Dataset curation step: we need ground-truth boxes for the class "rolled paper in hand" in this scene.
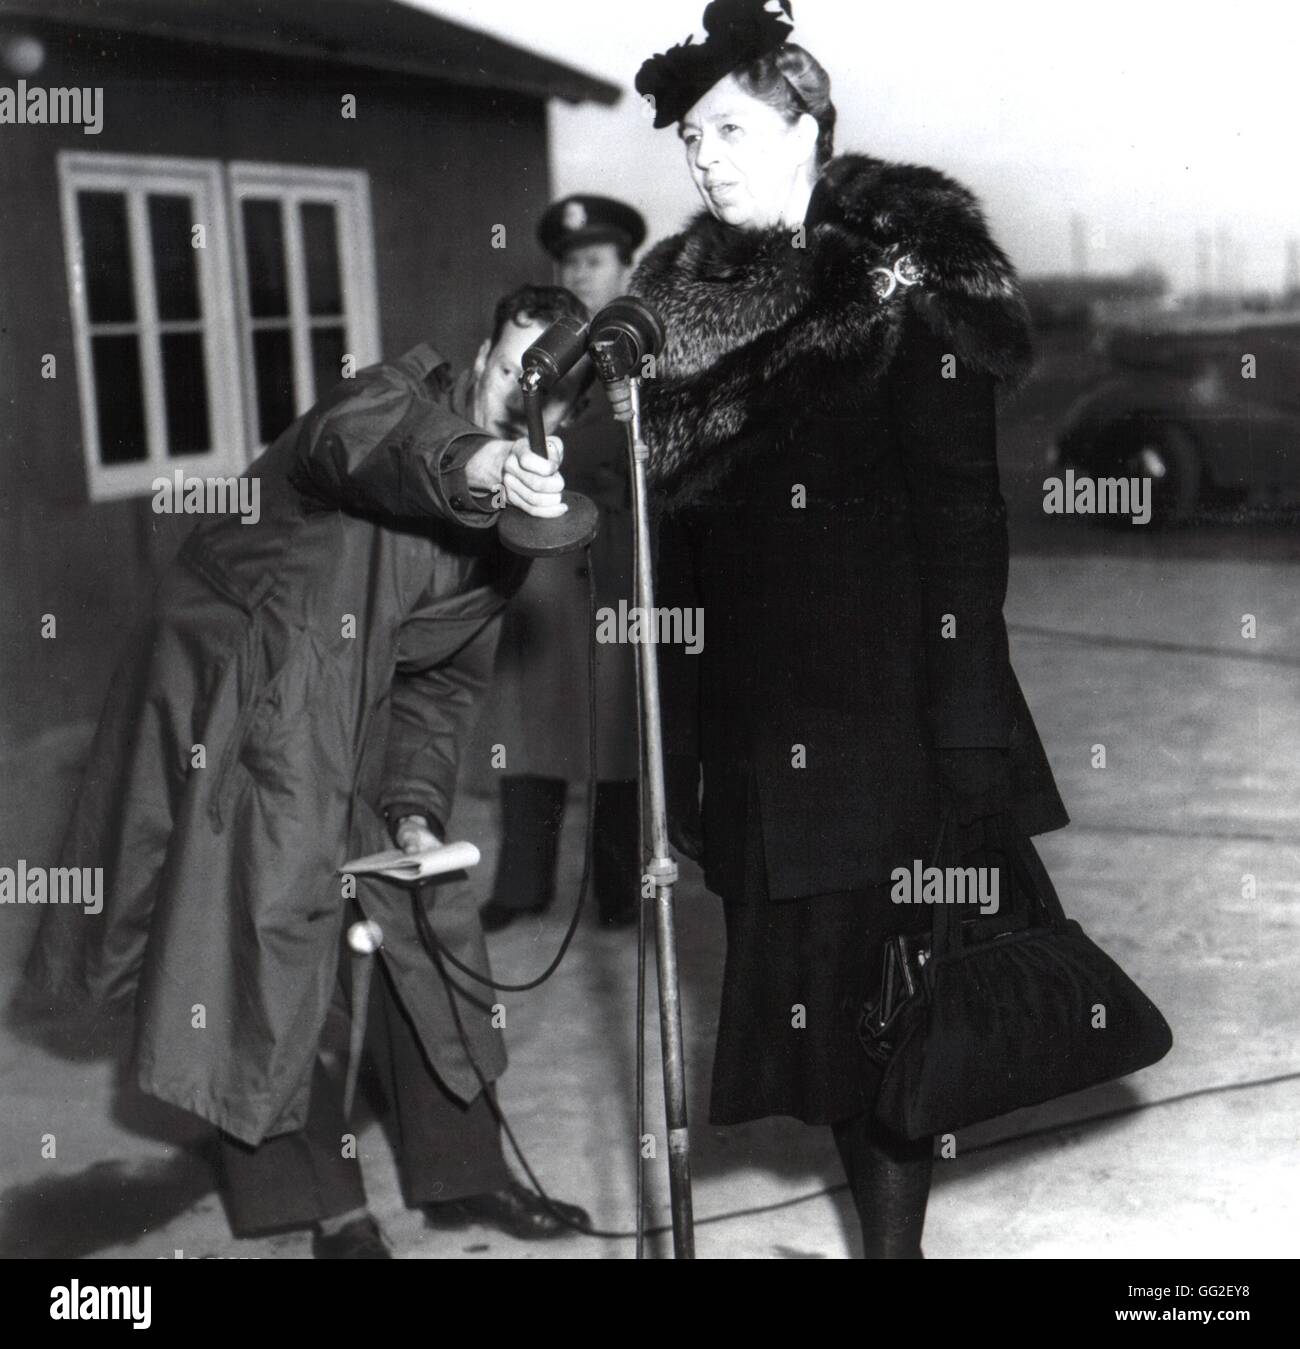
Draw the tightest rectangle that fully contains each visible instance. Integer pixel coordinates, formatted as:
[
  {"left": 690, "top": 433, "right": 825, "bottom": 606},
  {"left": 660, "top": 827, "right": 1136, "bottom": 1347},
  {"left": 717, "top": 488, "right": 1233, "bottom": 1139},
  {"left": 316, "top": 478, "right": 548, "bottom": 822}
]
[{"left": 338, "top": 840, "right": 482, "bottom": 882}]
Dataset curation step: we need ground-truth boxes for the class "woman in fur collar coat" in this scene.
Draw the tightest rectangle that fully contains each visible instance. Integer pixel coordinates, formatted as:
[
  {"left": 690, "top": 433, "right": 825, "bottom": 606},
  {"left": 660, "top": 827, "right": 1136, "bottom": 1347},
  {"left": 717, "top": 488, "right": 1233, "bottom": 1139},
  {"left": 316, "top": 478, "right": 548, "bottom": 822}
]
[{"left": 632, "top": 1, "right": 1069, "bottom": 1258}]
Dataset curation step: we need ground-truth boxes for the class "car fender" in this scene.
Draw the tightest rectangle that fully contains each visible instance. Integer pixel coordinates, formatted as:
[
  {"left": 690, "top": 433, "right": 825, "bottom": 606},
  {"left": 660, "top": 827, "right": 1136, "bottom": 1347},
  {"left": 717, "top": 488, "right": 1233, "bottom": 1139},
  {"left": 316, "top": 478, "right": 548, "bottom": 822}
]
[{"left": 1058, "top": 374, "right": 1202, "bottom": 448}]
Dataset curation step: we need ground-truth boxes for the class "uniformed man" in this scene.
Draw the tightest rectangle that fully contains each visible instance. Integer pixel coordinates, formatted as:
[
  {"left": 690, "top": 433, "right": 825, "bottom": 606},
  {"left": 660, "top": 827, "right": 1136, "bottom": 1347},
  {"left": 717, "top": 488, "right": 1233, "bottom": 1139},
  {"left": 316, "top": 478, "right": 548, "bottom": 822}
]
[
  {"left": 474, "top": 196, "right": 649, "bottom": 932},
  {"left": 539, "top": 193, "right": 647, "bottom": 314}
]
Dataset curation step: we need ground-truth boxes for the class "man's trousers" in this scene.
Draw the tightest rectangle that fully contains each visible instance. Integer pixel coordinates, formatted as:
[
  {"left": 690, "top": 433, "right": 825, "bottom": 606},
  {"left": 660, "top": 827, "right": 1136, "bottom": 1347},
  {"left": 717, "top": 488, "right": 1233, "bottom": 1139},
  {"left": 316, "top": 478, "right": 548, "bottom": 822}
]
[
  {"left": 490, "top": 775, "right": 639, "bottom": 919},
  {"left": 218, "top": 926, "right": 511, "bottom": 1235}
]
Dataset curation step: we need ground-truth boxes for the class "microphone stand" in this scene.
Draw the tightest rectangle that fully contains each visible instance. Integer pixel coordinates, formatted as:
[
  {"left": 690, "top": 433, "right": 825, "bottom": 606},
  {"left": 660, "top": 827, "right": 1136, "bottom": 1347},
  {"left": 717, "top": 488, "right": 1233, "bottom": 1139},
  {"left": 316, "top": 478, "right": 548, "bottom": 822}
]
[{"left": 624, "top": 376, "right": 695, "bottom": 1259}]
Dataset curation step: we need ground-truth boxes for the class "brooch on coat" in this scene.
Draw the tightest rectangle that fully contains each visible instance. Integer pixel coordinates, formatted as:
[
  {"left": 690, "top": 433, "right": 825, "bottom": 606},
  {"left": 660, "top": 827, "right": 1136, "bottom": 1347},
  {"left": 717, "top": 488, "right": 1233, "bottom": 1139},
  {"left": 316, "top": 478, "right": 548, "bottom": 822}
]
[{"left": 869, "top": 251, "right": 925, "bottom": 300}]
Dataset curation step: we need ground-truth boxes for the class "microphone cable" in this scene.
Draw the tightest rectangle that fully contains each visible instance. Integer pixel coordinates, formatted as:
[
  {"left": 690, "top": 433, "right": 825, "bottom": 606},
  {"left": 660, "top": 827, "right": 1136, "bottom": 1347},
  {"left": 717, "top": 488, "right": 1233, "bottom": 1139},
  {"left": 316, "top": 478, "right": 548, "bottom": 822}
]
[
  {"left": 405, "top": 454, "right": 663, "bottom": 1252},
  {"left": 409, "top": 551, "right": 631, "bottom": 1239},
  {"left": 416, "top": 559, "right": 599, "bottom": 993}
]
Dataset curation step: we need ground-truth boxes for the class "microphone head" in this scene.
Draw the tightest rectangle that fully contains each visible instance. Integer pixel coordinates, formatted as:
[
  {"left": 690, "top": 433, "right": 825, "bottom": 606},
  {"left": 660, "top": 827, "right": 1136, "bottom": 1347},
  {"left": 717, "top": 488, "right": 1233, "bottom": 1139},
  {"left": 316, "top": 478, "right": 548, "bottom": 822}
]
[
  {"left": 521, "top": 313, "right": 591, "bottom": 389},
  {"left": 590, "top": 296, "right": 666, "bottom": 355},
  {"left": 587, "top": 296, "right": 666, "bottom": 382}
]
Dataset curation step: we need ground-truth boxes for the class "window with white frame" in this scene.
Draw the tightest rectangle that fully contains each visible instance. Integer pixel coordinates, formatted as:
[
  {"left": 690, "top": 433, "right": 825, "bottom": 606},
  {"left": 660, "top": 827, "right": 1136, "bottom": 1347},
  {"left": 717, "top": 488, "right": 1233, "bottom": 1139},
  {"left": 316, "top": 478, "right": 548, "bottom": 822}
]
[
  {"left": 228, "top": 162, "right": 380, "bottom": 451},
  {"left": 59, "top": 155, "right": 243, "bottom": 501},
  {"left": 59, "top": 153, "right": 379, "bottom": 502}
]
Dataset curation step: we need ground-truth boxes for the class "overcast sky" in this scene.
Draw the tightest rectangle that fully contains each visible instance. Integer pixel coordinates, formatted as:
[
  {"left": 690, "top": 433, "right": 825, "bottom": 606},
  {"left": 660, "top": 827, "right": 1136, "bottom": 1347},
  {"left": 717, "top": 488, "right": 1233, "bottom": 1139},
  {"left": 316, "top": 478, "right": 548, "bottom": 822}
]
[{"left": 413, "top": 0, "right": 1297, "bottom": 295}]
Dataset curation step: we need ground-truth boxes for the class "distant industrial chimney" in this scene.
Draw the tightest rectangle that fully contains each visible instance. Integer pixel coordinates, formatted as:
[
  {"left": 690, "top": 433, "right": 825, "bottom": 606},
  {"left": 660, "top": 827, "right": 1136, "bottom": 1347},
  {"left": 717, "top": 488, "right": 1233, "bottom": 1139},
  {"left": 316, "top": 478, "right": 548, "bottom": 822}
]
[
  {"left": 1195, "top": 230, "right": 1212, "bottom": 297},
  {"left": 1070, "top": 213, "right": 1089, "bottom": 275},
  {"left": 1215, "top": 225, "right": 1237, "bottom": 296}
]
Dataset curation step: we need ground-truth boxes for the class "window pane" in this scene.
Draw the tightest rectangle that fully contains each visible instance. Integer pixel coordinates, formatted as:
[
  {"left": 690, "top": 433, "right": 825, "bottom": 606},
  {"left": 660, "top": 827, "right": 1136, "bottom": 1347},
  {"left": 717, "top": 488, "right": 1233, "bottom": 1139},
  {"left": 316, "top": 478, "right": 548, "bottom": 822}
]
[
  {"left": 148, "top": 194, "right": 200, "bottom": 322},
  {"left": 252, "top": 327, "right": 295, "bottom": 443},
  {"left": 310, "top": 327, "right": 347, "bottom": 401},
  {"left": 160, "top": 332, "right": 211, "bottom": 456},
  {"left": 90, "top": 334, "right": 147, "bottom": 464},
  {"left": 78, "top": 191, "right": 135, "bottom": 323},
  {"left": 300, "top": 202, "right": 343, "bottom": 317},
  {"left": 242, "top": 199, "right": 287, "bottom": 318}
]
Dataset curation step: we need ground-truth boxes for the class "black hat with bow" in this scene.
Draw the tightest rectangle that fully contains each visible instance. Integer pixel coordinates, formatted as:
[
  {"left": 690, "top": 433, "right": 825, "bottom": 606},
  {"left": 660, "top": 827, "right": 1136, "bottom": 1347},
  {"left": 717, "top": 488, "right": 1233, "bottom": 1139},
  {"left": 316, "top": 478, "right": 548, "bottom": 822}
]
[{"left": 635, "top": 0, "right": 795, "bottom": 129}]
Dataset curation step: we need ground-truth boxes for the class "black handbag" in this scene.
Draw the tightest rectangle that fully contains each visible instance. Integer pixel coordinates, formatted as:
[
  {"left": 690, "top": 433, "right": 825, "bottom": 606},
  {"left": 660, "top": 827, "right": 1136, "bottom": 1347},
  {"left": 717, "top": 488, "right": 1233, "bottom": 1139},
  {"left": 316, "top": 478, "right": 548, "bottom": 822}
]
[{"left": 858, "top": 811, "right": 1173, "bottom": 1140}]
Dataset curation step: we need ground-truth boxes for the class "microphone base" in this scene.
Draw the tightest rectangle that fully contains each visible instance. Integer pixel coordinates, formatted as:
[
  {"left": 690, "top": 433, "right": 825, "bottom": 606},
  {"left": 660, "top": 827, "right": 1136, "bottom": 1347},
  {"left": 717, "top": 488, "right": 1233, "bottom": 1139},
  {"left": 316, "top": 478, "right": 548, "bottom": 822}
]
[{"left": 497, "top": 492, "right": 599, "bottom": 557}]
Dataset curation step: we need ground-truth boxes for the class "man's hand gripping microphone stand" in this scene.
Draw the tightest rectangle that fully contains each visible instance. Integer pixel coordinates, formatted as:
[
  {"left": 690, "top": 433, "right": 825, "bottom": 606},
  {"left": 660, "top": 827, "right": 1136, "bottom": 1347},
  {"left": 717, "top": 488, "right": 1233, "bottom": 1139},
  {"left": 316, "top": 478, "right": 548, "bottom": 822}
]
[
  {"left": 497, "top": 313, "right": 600, "bottom": 557},
  {"left": 589, "top": 298, "right": 696, "bottom": 1260}
]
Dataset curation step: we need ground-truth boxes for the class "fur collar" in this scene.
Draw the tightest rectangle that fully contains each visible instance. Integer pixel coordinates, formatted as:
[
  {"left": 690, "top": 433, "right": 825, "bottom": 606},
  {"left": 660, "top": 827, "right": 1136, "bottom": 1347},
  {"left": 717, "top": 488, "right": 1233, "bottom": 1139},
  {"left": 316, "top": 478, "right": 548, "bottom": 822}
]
[{"left": 630, "top": 152, "right": 1033, "bottom": 505}]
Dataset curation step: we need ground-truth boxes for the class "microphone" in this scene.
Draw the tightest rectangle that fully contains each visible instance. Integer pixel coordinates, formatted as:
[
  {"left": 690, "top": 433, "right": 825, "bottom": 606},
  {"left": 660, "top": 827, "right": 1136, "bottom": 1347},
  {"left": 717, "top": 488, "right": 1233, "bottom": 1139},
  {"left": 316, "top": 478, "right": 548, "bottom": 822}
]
[
  {"left": 587, "top": 298, "right": 666, "bottom": 416},
  {"left": 521, "top": 313, "right": 590, "bottom": 389},
  {"left": 497, "top": 315, "right": 600, "bottom": 558}
]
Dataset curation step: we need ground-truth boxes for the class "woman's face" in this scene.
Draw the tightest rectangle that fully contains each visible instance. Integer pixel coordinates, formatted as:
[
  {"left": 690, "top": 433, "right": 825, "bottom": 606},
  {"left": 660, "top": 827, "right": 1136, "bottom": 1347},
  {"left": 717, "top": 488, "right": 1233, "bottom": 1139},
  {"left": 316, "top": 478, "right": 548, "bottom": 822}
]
[{"left": 678, "top": 73, "right": 818, "bottom": 230}]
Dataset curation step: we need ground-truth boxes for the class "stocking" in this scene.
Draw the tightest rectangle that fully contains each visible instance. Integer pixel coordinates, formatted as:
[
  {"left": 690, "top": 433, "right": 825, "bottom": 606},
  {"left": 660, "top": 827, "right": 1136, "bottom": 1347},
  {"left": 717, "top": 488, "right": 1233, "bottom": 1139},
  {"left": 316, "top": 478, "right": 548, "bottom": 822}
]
[{"left": 831, "top": 1111, "right": 934, "bottom": 1259}]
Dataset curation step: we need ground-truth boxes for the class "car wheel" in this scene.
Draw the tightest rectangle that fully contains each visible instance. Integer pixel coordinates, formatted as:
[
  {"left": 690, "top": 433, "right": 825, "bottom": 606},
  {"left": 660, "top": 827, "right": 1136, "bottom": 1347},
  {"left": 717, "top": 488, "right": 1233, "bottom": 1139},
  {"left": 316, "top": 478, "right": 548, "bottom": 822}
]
[{"left": 1125, "top": 421, "right": 1201, "bottom": 524}]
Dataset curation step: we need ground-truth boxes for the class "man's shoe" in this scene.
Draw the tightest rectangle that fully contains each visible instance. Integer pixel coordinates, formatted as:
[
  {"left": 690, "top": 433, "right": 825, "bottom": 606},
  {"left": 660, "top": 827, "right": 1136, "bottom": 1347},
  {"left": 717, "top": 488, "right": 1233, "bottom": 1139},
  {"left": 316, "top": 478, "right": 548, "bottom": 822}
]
[
  {"left": 424, "top": 1180, "right": 591, "bottom": 1240},
  {"left": 480, "top": 900, "right": 547, "bottom": 933},
  {"left": 312, "top": 1213, "right": 392, "bottom": 1259}
]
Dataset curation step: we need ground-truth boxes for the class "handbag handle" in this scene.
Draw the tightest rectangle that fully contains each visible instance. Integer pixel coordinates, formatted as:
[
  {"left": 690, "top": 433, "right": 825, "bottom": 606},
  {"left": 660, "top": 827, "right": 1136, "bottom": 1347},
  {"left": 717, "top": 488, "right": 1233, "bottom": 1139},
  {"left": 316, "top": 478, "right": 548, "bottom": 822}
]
[{"left": 929, "top": 810, "right": 1069, "bottom": 957}]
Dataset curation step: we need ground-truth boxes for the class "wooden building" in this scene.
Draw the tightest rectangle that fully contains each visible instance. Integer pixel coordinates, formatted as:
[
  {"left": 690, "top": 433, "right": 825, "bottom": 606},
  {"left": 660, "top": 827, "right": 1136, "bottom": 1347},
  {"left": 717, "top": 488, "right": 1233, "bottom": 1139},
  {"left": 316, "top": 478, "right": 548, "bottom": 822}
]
[{"left": 0, "top": 0, "right": 618, "bottom": 746}]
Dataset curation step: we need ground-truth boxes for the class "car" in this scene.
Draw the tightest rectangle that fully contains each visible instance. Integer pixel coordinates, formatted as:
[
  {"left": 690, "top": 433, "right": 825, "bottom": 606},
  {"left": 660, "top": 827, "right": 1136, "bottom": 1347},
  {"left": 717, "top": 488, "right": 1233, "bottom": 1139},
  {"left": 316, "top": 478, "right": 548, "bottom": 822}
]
[{"left": 1050, "top": 309, "right": 1300, "bottom": 523}]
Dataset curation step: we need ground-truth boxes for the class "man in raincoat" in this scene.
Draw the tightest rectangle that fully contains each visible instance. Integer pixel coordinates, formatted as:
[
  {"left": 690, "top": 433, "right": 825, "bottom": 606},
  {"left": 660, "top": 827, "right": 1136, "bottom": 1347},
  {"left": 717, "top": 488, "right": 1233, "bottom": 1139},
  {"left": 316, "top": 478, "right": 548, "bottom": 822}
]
[{"left": 22, "top": 284, "right": 592, "bottom": 1257}]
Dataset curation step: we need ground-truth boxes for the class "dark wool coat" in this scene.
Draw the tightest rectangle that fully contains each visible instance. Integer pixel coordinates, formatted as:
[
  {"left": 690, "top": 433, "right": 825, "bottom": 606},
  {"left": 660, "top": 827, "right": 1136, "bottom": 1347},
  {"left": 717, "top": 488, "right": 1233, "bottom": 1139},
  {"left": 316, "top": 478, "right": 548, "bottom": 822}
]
[
  {"left": 632, "top": 154, "right": 1070, "bottom": 903},
  {"left": 22, "top": 346, "right": 525, "bottom": 1145},
  {"left": 463, "top": 379, "right": 639, "bottom": 788}
]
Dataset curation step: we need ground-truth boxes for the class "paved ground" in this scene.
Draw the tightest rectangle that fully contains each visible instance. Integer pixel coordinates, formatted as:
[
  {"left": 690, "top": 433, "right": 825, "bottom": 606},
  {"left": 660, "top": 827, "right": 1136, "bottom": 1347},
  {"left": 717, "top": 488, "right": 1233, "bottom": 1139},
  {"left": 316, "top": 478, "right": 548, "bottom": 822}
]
[{"left": 2, "top": 533, "right": 1297, "bottom": 1259}]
